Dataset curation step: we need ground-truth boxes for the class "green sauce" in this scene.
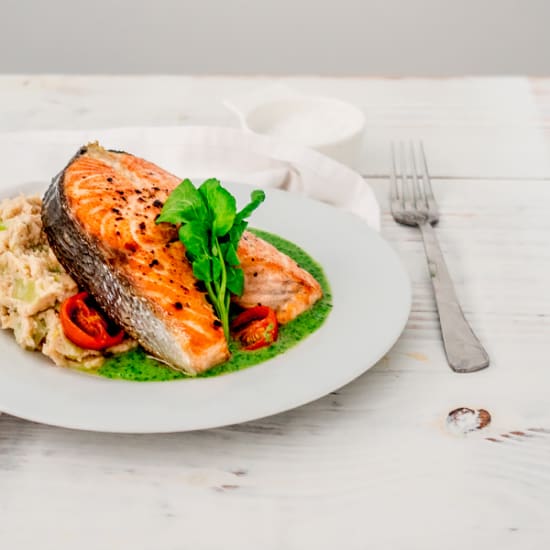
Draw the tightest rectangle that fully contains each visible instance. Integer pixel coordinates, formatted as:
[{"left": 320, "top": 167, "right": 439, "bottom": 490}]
[{"left": 98, "top": 229, "right": 332, "bottom": 382}]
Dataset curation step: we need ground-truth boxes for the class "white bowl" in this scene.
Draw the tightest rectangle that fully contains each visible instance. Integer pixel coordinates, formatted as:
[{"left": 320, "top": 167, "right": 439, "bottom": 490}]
[
  {"left": 224, "top": 84, "right": 365, "bottom": 168},
  {"left": 227, "top": 92, "right": 366, "bottom": 169}
]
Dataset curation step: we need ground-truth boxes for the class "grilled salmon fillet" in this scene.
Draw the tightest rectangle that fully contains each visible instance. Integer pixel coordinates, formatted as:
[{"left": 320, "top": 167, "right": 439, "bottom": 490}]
[
  {"left": 42, "top": 143, "right": 322, "bottom": 372},
  {"left": 236, "top": 232, "right": 322, "bottom": 324},
  {"left": 42, "top": 143, "right": 229, "bottom": 374}
]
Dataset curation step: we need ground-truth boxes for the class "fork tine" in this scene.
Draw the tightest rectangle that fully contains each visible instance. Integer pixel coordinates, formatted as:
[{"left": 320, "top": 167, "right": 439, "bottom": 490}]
[
  {"left": 408, "top": 141, "right": 422, "bottom": 206},
  {"left": 390, "top": 142, "right": 399, "bottom": 203},
  {"left": 419, "top": 141, "right": 435, "bottom": 200},
  {"left": 399, "top": 142, "right": 411, "bottom": 207}
]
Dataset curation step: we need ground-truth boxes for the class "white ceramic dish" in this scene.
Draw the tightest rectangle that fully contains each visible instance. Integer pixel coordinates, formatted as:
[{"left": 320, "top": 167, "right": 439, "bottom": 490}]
[
  {"left": 244, "top": 97, "right": 366, "bottom": 168},
  {"left": 224, "top": 86, "right": 366, "bottom": 169},
  {"left": 0, "top": 181, "right": 410, "bottom": 433}
]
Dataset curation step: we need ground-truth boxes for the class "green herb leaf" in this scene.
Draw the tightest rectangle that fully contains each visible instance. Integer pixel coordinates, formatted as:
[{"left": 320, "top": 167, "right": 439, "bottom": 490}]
[
  {"left": 178, "top": 221, "right": 209, "bottom": 258},
  {"left": 159, "top": 178, "right": 264, "bottom": 342},
  {"left": 156, "top": 179, "right": 207, "bottom": 225},
  {"left": 228, "top": 220, "right": 248, "bottom": 245},
  {"left": 226, "top": 266, "right": 245, "bottom": 296},
  {"left": 211, "top": 256, "right": 222, "bottom": 281},
  {"left": 220, "top": 242, "right": 240, "bottom": 267},
  {"left": 236, "top": 189, "right": 265, "bottom": 224},
  {"left": 199, "top": 179, "right": 237, "bottom": 237},
  {"left": 192, "top": 257, "right": 212, "bottom": 283}
]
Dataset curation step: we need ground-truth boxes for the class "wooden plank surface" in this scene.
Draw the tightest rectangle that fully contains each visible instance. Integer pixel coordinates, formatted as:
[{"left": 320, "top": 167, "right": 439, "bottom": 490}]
[{"left": 1, "top": 76, "right": 550, "bottom": 549}]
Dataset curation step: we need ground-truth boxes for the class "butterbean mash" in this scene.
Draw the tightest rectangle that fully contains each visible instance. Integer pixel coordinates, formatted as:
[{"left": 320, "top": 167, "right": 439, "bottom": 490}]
[{"left": 0, "top": 195, "right": 134, "bottom": 368}]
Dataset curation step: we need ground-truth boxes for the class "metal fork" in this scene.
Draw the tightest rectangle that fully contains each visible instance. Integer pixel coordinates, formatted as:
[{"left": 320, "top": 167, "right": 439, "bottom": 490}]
[{"left": 390, "top": 142, "right": 489, "bottom": 373}]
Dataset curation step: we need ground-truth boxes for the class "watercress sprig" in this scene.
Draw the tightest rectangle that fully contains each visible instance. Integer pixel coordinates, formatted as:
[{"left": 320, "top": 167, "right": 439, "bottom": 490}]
[{"left": 156, "top": 179, "right": 265, "bottom": 341}]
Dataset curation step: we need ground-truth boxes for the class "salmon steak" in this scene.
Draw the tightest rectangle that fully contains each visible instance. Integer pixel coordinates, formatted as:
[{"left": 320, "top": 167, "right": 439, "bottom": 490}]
[
  {"left": 42, "top": 143, "right": 322, "bottom": 373},
  {"left": 237, "top": 232, "right": 322, "bottom": 324}
]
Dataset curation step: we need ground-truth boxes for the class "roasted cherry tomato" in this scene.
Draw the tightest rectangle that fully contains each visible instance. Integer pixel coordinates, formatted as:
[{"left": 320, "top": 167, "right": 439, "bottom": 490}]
[
  {"left": 231, "top": 306, "right": 279, "bottom": 350},
  {"left": 60, "top": 292, "right": 125, "bottom": 351}
]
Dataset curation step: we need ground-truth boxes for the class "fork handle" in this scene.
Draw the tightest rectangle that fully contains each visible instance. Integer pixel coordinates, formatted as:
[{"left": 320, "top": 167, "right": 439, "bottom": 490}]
[{"left": 419, "top": 222, "right": 489, "bottom": 373}]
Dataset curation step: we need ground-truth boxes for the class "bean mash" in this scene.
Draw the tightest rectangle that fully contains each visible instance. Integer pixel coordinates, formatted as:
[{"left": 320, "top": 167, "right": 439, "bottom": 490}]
[{"left": 0, "top": 195, "right": 134, "bottom": 368}]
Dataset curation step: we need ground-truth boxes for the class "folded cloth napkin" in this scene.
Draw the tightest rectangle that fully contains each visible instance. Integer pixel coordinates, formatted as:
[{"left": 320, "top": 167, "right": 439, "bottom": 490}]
[{"left": 0, "top": 126, "right": 380, "bottom": 229}]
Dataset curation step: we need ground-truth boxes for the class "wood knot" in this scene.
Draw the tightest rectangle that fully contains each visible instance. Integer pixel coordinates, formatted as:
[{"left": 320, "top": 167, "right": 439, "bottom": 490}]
[{"left": 446, "top": 407, "right": 491, "bottom": 435}]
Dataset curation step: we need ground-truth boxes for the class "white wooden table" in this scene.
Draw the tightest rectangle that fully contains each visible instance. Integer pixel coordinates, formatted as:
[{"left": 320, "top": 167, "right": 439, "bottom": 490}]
[{"left": 1, "top": 76, "right": 549, "bottom": 550}]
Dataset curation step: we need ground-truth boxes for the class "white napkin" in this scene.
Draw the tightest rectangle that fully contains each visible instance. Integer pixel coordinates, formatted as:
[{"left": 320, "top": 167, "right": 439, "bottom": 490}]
[{"left": 0, "top": 126, "right": 380, "bottom": 229}]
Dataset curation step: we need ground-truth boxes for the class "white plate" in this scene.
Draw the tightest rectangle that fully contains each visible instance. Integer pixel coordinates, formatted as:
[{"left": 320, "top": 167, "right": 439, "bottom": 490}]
[{"left": 0, "top": 180, "right": 410, "bottom": 433}]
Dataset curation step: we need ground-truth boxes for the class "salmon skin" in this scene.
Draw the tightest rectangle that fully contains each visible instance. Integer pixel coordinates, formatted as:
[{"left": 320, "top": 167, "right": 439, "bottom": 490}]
[{"left": 42, "top": 143, "right": 322, "bottom": 373}]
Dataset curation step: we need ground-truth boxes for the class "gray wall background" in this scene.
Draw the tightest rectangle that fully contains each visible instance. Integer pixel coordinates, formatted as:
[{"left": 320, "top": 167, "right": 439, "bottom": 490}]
[{"left": 1, "top": 0, "right": 549, "bottom": 75}]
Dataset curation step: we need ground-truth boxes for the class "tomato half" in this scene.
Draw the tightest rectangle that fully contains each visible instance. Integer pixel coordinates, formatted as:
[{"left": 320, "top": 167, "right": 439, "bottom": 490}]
[
  {"left": 60, "top": 292, "right": 125, "bottom": 351},
  {"left": 231, "top": 306, "right": 279, "bottom": 351}
]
